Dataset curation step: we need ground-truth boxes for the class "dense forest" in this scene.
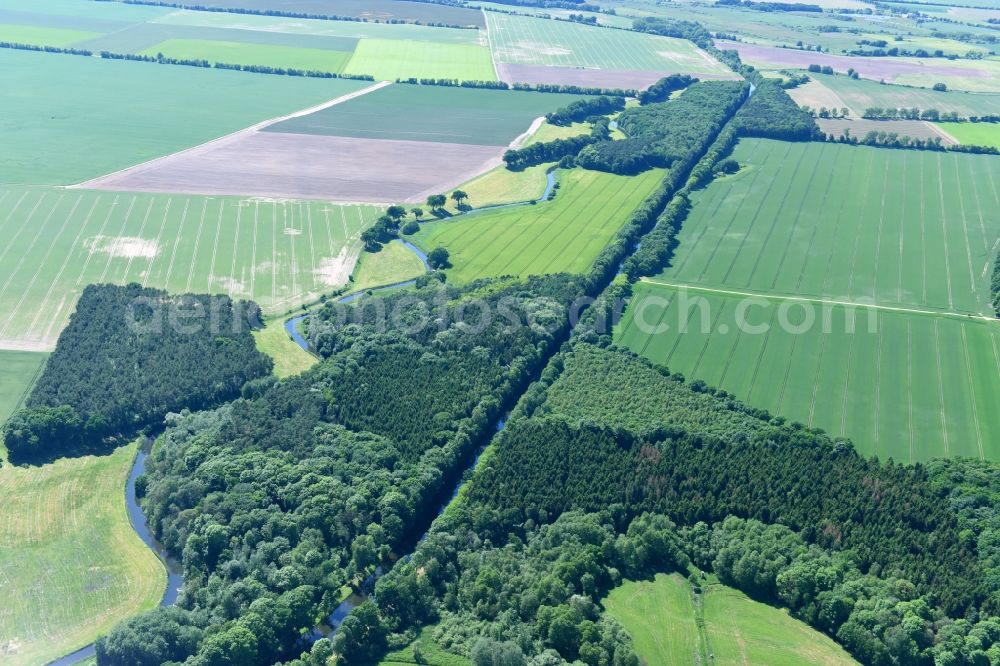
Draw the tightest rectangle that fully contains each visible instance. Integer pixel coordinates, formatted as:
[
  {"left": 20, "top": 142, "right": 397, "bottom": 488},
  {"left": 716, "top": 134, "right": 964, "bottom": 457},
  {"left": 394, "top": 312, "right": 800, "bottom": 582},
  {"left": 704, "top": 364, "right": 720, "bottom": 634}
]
[
  {"left": 341, "top": 342, "right": 1000, "bottom": 665},
  {"left": 734, "top": 79, "right": 822, "bottom": 141},
  {"left": 4, "top": 284, "right": 270, "bottom": 459},
  {"left": 95, "top": 276, "right": 585, "bottom": 666},
  {"left": 577, "top": 80, "right": 748, "bottom": 173}
]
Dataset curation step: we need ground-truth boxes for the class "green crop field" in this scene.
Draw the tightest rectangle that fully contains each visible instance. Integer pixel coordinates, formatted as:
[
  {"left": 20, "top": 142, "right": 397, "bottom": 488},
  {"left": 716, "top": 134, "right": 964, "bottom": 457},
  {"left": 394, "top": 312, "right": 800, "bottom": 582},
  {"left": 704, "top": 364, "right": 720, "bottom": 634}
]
[
  {"left": 411, "top": 167, "right": 663, "bottom": 283},
  {"left": 0, "top": 186, "right": 381, "bottom": 350},
  {"left": 153, "top": 8, "right": 485, "bottom": 44},
  {"left": 0, "top": 351, "right": 47, "bottom": 432},
  {"left": 617, "top": 281, "right": 1000, "bottom": 462},
  {"left": 0, "top": 22, "right": 98, "bottom": 46},
  {"left": 616, "top": 139, "right": 1000, "bottom": 461},
  {"left": 139, "top": 38, "right": 352, "bottom": 73},
  {"left": 77, "top": 22, "right": 360, "bottom": 54},
  {"left": 484, "top": 11, "right": 732, "bottom": 76},
  {"left": 266, "top": 84, "right": 581, "bottom": 145},
  {"left": 0, "top": 441, "right": 164, "bottom": 666},
  {"left": 605, "top": 574, "right": 858, "bottom": 666},
  {"left": 792, "top": 73, "right": 1000, "bottom": 119},
  {"left": 445, "top": 163, "right": 553, "bottom": 211},
  {"left": 659, "top": 140, "right": 1000, "bottom": 316},
  {"left": 175, "top": 0, "right": 486, "bottom": 27},
  {"left": 0, "top": 49, "right": 370, "bottom": 185},
  {"left": 343, "top": 38, "right": 496, "bottom": 82},
  {"left": 936, "top": 122, "right": 1000, "bottom": 149}
]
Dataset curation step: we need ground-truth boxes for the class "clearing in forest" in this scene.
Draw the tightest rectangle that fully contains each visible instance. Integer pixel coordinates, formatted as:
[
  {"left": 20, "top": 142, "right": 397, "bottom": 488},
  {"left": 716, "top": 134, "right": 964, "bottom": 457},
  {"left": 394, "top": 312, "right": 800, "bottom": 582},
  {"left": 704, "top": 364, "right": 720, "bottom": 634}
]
[{"left": 604, "top": 573, "right": 858, "bottom": 666}]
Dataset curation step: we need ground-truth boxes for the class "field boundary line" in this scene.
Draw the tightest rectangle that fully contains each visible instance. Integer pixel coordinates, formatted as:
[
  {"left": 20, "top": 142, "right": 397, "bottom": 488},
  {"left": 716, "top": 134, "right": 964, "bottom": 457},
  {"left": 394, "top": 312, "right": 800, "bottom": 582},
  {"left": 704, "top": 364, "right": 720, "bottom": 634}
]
[
  {"left": 68, "top": 80, "right": 392, "bottom": 189},
  {"left": 638, "top": 279, "right": 1000, "bottom": 323},
  {"left": 483, "top": 9, "right": 502, "bottom": 82}
]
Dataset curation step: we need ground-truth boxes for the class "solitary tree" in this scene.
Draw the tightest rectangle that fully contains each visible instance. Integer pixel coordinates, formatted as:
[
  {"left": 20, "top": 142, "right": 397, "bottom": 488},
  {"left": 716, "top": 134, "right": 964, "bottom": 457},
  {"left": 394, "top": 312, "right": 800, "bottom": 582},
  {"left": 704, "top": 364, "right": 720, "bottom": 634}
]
[
  {"left": 427, "top": 247, "right": 450, "bottom": 269},
  {"left": 386, "top": 205, "right": 406, "bottom": 222},
  {"left": 426, "top": 194, "right": 447, "bottom": 212},
  {"left": 360, "top": 228, "right": 381, "bottom": 252},
  {"left": 410, "top": 207, "right": 424, "bottom": 220},
  {"left": 451, "top": 190, "right": 469, "bottom": 207}
]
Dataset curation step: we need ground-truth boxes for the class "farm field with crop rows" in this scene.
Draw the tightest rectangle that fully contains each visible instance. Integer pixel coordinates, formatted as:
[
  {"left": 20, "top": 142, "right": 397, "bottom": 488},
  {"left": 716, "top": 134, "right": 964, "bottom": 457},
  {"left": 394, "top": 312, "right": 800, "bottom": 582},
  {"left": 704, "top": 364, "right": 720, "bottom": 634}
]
[
  {"left": 617, "top": 281, "right": 1000, "bottom": 462},
  {"left": 657, "top": 140, "right": 1000, "bottom": 316},
  {"left": 411, "top": 168, "right": 663, "bottom": 283},
  {"left": 485, "top": 11, "right": 733, "bottom": 76},
  {"left": 0, "top": 186, "right": 381, "bottom": 350}
]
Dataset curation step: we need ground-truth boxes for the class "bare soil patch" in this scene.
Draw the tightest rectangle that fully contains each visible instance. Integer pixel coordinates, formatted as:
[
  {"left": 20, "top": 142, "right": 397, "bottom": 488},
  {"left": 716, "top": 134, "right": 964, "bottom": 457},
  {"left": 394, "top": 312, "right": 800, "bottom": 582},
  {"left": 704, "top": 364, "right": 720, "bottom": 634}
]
[
  {"left": 78, "top": 132, "right": 504, "bottom": 204},
  {"left": 717, "top": 41, "right": 989, "bottom": 83}
]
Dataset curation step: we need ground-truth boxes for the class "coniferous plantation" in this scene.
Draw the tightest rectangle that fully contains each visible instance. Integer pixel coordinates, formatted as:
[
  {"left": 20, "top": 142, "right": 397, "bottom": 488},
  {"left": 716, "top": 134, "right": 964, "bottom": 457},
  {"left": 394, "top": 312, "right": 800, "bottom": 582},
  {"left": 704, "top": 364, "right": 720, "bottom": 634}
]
[{"left": 4, "top": 284, "right": 271, "bottom": 460}]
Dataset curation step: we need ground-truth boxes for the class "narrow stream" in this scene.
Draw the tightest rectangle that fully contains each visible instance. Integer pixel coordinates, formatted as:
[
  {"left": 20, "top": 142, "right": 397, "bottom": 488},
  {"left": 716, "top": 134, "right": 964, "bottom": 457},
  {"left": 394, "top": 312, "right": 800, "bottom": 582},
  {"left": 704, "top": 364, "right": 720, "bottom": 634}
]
[
  {"left": 64, "top": 114, "right": 742, "bottom": 660},
  {"left": 48, "top": 440, "right": 184, "bottom": 666}
]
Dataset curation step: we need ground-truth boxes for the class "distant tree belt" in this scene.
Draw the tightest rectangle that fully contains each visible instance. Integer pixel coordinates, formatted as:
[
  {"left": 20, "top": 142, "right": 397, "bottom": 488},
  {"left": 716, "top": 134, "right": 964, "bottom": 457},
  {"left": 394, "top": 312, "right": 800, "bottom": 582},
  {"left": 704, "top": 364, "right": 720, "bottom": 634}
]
[
  {"left": 733, "top": 80, "right": 823, "bottom": 141},
  {"left": 482, "top": 0, "right": 599, "bottom": 10},
  {"left": 637, "top": 73, "right": 697, "bottom": 105},
  {"left": 631, "top": 16, "right": 714, "bottom": 49},
  {"left": 717, "top": 0, "right": 824, "bottom": 11},
  {"left": 992, "top": 253, "right": 1000, "bottom": 316},
  {"left": 576, "top": 80, "right": 748, "bottom": 174},
  {"left": 544, "top": 95, "right": 625, "bottom": 125},
  {"left": 118, "top": 0, "right": 480, "bottom": 29},
  {"left": 3, "top": 284, "right": 271, "bottom": 459}
]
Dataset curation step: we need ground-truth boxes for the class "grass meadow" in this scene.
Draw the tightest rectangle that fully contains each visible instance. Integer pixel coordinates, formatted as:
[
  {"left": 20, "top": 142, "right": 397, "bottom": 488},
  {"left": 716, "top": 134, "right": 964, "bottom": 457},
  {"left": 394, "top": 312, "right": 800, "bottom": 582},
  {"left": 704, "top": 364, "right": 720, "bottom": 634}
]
[
  {"left": 253, "top": 319, "right": 317, "bottom": 379},
  {"left": 798, "top": 73, "right": 1000, "bottom": 118},
  {"left": 1, "top": 49, "right": 369, "bottom": 185},
  {"left": 484, "top": 11, "right": 732, "bottom": 76},
  {"left": 659, "top": 140, "right": 1000, "bottom": 316},
  {"left": 604, "top": 573, "right": 858, "bottom": 666},
  {"left": 140, "top": 38, "right": 353, "bottom": 73},
  {"left": 0, "top": 186, "right": 381, "bottom": 350},
  {"left": 445, "top": 163, "right": 553, "bottom": 211},
  {"left": 936, "top": 122, "right": 1000, "bottom": 149},
  {"left": 350, "top": 239, "right": 427, "bottom": 294},
  {"left": 0, "top": 442, "right": 164, "bottom": 666},
  {"left": 411, "top": 168, "right": 663, "bottom": 283}
]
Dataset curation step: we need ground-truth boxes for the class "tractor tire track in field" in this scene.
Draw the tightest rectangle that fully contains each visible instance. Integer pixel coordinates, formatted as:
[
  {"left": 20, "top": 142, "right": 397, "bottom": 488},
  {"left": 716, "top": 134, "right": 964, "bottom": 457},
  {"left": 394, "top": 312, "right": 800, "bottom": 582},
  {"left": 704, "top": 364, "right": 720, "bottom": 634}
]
[
  {"left": 935, "top": 153, "right": 956, "bottom": 311},
  {"left": 960, "top": 325, "right": 985, "bottom": 460},
  {"left": 27, "top": 196, "right": 100, "bottom": 340},
  {"left": 97, "top": 196, "right": 137, "bottom": 284},
  {"left": 720, "top": 142, "right": 801, "bottom": 285},
  {"left": 0, "top": 195, "right": 81, "bottom": 340},
  {"left": 184, "top": 200, "right": 208, "bottom": 294},
  {"left": 933, "top": 319, "right": 950, "bottom": 457},
  {"left": 0, "top": 194, "right": 67, "bottom": 324},
  {"left": 162, "top": 200, "right": 190, "bottom": 290}
]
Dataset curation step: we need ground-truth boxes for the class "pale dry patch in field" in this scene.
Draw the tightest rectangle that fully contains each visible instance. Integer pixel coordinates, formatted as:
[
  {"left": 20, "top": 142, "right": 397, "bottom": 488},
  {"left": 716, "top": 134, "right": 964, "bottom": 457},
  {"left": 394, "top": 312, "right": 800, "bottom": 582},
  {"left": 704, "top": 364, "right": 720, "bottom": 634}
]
[
  {"left": 84, "top": 236, "right": 160, "bottom": 259},
  {"left": 787, "top": 79, "right": 852, "bottom": 115},
  {"left": 313, "top": 247, "right": 353, "bottom": 287}
]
